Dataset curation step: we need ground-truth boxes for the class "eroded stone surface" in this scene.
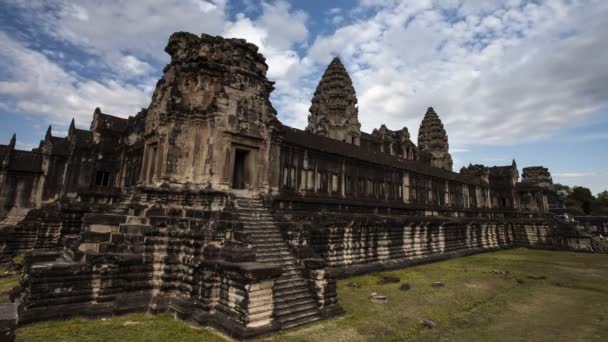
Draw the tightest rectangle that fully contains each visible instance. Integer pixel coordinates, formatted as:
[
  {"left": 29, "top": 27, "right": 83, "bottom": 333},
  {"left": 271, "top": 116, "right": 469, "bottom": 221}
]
[
  {"left": 418, "top": 107, "right": 453, "bottom": 171},
  {"left": 306, "top": 57, "right": 361, "bottom": 145}
]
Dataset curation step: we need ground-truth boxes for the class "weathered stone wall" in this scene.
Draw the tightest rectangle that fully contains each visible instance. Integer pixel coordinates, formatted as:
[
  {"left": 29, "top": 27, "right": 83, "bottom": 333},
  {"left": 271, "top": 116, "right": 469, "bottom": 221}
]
[
  {"left": 575, "top": 216, "right": 608, "bottom": 236},
  {"left": 0, "top": 174, "right": 39, "bottom": 217},
  {"left": 17, "top": 190, "right": 288, "bottom": 339},
  {"left": 141, "top": 32, "right": 278, "bottom": 191},
  {"left": 0, "top": 201, "right": 94, "bottom": 256},
  {"left": 273, "top": 200, "right": 603, "bottom": 278}
]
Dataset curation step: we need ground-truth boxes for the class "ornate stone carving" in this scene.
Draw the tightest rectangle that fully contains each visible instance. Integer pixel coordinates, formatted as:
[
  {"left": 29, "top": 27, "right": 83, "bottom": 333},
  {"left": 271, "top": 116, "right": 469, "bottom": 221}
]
[
  {"left": 522, "top": 166, "right": 553, "bottom": 187},
  {"left": 306, "top": 57, "right": 361, "bottom": 145},
  {"left": 418, "top": 107, "right": 453, "bottom": 171},
  {"left": 371, "top": 124, "right": 418, "bottom": 160}
]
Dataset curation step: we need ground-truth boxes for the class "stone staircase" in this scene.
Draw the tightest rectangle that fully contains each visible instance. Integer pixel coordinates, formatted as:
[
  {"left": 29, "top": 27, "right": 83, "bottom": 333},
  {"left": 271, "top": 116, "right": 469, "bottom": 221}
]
[
  {"left": 0, "top": 207, "right": 31, "bottom": 227},
  {"left": 234, "top": 197, "right": 322, "bottom": 330}
]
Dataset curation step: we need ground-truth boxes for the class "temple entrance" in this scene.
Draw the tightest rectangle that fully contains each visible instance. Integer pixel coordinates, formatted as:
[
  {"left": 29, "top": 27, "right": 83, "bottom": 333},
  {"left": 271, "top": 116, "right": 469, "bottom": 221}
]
[{"left": 232, "top": 149, "right": 249, "bottom": 189}]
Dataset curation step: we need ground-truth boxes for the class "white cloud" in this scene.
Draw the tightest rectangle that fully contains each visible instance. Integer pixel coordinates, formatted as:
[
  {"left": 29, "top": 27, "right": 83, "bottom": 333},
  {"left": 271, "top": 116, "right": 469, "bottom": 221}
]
[
  {"left": 121, "top": 55, "right": 154, "bottom": 75},
  {"left": 222, "top": 2, "right": 308, "bottom": 81},
  {"left": 222, "top": 1, "right": 311, "bottom": 127},
  {"left": 554, "top": 172, "right": 596, "bottom": 178},
  {"left": 0, "top": 32, "right": 150, "bottom": 127},
  {"left": 2, "top": 0, "right": 607, "bottom": 153},
  {"left": 7, "top": 0, "right": 228, "bottom": 78},
  {"left": 301, "top": 0, "right": 608, "bottom": 146}
]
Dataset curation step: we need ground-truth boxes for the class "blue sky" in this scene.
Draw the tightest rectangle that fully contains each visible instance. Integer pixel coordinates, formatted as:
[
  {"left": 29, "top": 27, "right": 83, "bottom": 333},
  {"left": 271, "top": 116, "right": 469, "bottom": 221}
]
[{"left": 1, "top": 0, "right": 607, "bottom": 193}]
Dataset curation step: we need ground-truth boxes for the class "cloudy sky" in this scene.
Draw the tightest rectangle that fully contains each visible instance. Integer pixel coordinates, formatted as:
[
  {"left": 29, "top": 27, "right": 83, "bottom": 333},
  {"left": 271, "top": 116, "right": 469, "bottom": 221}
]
[{"left": 1, "top": 0, "right": 607, "bottom": 193}]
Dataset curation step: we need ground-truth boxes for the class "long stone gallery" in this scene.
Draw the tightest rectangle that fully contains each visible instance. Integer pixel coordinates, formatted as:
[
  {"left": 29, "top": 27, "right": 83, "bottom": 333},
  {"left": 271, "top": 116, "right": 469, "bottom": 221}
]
[{"left": 0, "top": 32, "right": 606, "bottom": 340}]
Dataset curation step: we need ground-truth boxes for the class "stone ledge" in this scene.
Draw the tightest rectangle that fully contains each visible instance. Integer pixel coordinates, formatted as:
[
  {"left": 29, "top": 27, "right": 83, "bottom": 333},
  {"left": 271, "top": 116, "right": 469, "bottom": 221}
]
[
  {"left": 329, "top": 246, "right": 512, "bottom": 279},
  {"left": 201, "top": 260, "right": 283, "bottom": 281},
  {"left": 0, "top": 303, "right": 18, "bottom": 342}
]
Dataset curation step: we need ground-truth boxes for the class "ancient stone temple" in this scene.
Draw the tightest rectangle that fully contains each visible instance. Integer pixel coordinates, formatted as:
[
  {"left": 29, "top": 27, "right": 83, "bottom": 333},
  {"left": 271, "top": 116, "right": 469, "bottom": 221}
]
[
  {"left": 0, "top": 32, "right": 605, "bottom": 339},
  {"left": 306, "top": 57, "right": 361, "bottom": 145},
  {"left": 418, "top": 107, "right": 453, "bottom": 171}
]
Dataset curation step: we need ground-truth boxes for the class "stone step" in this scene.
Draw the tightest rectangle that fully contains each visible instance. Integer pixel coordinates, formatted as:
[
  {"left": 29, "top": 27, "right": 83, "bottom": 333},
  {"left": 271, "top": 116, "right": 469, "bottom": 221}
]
[
  {"left": 236, "top": 203, "right": 265, "bottom": 209},
  {"left": 249, "top": 238, "right": 285, "bottom": 244},
  {"left": 243, "top": 227, "right": 281, "bottom": 233},
  {"left": 118, "top": 224, "right": 152, "bottom": 235},
  {"left": 241, "top": 220, "right": 275, "bottom": 225},
  {"left": 276, "top": 307, "right": 321, "bottom": 325},
  {"left": 274, "top": 283, "right": 311, "bottom": 296},
  {"left": 255, "top": 248, "right": 291, "bottom": 255},
  {"left": 275, "top": 299, "right": 318, "bottom": 314},
  {"left": 256, "top": 257, "right": 296, "bottom": 264},
  {"left": 273, "top": 292, "right": 314, "bottom": 305},
  {"left": 244, "top": 231, "right": 285, "bottom": 239},
  {"left": 125, "top": 216, "right": 149, "bottom": 225},
  {"left": 254, "top": 249, "right": 291, "bottom": 256},
  {"left": 237, "top": 211, "right": 272, "bottom": 215},
  {"left": 279, "top": 312, "right": 321, "bottom": 330},
  {"left": 275, "top": 278, "right": 307, "bottom": 289},
  {"left": 244, "top": 226, "right": 281, "bottom": 231},
  {"left": 234, "top": 199, "right": 322, "bottom": 331},
  {"left": 274, "top": 279, "right": 308, "bottom": 291},
  {"left": 242, "top": 223, "right": 276, "bottom": 228}
]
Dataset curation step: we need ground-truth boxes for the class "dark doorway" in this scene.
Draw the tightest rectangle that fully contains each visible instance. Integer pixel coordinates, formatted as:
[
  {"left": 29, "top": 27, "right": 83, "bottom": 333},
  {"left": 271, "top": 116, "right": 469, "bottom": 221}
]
[{"left": 232, "top": 149, "right": 248, "bottom": 189}]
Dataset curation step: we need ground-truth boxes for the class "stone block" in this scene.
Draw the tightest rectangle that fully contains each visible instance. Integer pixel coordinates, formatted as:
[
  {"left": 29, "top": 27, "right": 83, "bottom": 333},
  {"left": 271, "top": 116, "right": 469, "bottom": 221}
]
[{"left": 0, "top": 303, "right": 17, "bottom": 342}]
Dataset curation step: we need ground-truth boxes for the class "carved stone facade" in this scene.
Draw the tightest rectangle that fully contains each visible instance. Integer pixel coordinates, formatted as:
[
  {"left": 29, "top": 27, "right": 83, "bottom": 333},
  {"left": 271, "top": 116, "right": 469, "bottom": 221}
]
[
  {"left": 368, "top": 125, "right": 418, "bottom": 160},
  {"left": 0, "top": 32, "right": 604, "bottom": 339},
  {"left": 522, "top": 166, "right": 553, "bottom": 188},
  {"left": 306, "top": 57, "right": 361, "bottom": 145},
  {"left": 418, "top": 107, "right": 453, "bottom": 171},
  {"left": 141, "top": 32, "right": 278, "bottom": 191}
]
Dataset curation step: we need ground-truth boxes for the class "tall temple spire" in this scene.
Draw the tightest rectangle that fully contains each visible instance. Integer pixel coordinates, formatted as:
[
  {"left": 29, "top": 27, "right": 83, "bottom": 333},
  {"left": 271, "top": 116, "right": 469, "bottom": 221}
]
[
  {"left": 306, "top": 57, "right": 361, "bottom": 145},
  {"left": 9, "top": 133, "right": 16, "bottom": 148},
  {"left": 45, "top": 125, "right": 52, "bottom": 140},
  {"left": 418, "top": 107, "right": 453, "bottom": 171},
  {"left": 68, "top": 118, "right": 76, "bottom": 136}
]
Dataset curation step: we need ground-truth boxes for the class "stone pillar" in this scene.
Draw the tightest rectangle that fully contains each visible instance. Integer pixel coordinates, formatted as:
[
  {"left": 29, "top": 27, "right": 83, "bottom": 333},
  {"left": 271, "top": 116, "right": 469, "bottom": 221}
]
[
  {"left": 210, "top": 261, "right": 282, "bottom": 337},
  {"left": 303, "top": 258, "right": 344, "bottom": 318},
  {"left": 402, "top": 173, "right": 410, "bottom": 204}
]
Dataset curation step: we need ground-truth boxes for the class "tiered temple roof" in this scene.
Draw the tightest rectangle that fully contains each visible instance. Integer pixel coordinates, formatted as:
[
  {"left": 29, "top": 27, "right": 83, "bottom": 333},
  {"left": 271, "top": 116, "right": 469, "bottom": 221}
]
[
  {"left": 417, "top": 107, "right": 452, "bottom": 171},
  {"left": 306, "top": 57, "right": 361, "bottom": 145}
]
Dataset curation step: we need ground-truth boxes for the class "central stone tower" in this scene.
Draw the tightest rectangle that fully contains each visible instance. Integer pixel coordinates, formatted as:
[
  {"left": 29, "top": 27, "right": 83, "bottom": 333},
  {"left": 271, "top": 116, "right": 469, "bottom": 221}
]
[
  {"left": 306, "top": 57, "right": 361, "bottom": 145},
  {"left": 418, "top": 107, "right": 453, "bottom": 171}
]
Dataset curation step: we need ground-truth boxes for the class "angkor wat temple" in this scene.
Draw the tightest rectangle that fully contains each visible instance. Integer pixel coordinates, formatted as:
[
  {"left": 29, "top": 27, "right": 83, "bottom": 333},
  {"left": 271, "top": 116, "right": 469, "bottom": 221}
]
[{"left": 0, "top": 32, "right": 606, "bottom": 339}]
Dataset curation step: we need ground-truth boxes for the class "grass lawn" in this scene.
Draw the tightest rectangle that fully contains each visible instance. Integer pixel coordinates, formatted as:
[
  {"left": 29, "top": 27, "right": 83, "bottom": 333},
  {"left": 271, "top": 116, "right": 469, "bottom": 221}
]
[
  {"left": 16, "top": 313, "right": 228, "bottom": 342},
  {"left": 16, "top": 248, "right": 608, "bottom": 341},
  {"left": 0, "top": 266, "right": 19, "bottom": 303}
]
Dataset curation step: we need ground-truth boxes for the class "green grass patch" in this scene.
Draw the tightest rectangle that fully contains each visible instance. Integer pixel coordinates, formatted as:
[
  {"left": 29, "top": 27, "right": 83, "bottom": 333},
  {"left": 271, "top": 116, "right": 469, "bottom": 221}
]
[
  {"left": 0, "top": 265, "right": 19, "bottom": 303},
  {"left": 14, "top": 248, "right": 608, "bottom": 341},
  {"left": 16, "top": 313, "right": 228, "bottom": 342},
  {"left": 12, "top": 254, "right": 24, "bottom": 265},
  {"left": 266, "top": 248, "right": 608, "bottom": 342}
]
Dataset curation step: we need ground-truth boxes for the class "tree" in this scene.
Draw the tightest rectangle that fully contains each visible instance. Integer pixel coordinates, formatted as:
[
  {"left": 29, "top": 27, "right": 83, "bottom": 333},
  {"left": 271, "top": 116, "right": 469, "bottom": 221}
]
[
  {"left": 592, "top": 190, "right": 608, "bottom": 215},
  {"left": 551, "top": 183, "right": 571, "bottom": 203},
  {"left": 566, "top": 186, "right": 595, "bottom": 215}
]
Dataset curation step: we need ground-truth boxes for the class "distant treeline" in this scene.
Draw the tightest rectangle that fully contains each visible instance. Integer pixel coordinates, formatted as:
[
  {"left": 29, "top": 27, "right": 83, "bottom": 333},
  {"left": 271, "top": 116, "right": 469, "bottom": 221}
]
[{"left": 553, "top": 184, "right": 608, "bottom": 216}]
